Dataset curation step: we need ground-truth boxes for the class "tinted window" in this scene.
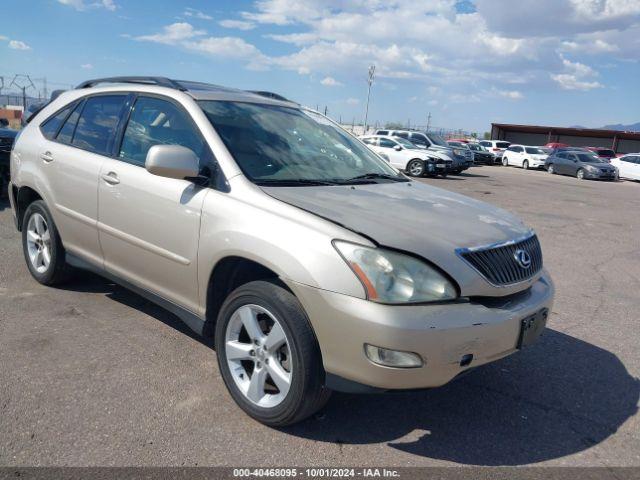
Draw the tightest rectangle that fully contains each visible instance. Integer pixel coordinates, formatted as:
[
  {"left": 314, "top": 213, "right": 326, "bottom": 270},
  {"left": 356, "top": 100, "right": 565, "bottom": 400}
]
[
  {"left": 120, "top": 96, "right": 205, "bottom": 167},
  {"left": 496, "top": 142, "right": 510, "bottom": 149},
  {"left": 379, "top": 138, "right": 397, "bottom": 148},
  {"left": 556, "top": 152, "right": 567, "bottom": 159},
  {"left": 409, "top": 133, "right": 427, "bottom": 146},
  {"left": 72, "top": 95, "right": 127, "bottom": 155},
  {"left": 377, "top": 130, "right": 389, "bottom": 135},
  {"left": 394, "top": 132, "right": 409, "bottom": 139},
  {"left": 56, "top": 102, "right": 84, "bottom": 144},
  {"left": 525, "top": 147, "right": 544, "bottom": 154},
  {"left": 41, "top": 103, "right": 75, "bottom": 140},
  {"left": 479, "top": 141, "right": 490, "bottom": 147}
]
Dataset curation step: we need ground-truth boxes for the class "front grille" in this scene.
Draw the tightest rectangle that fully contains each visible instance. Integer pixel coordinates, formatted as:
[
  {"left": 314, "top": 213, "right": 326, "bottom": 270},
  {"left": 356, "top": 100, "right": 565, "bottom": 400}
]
[{"left": 459, "top": 234, "right": 543, "bottom": 286}]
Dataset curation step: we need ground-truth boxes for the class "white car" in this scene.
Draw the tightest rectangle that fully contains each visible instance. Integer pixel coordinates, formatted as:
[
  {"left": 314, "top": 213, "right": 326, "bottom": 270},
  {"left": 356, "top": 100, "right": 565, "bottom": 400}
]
[
  {"left": 479, "top": 140, "right": 511, "bottom": 159},
  {"left": 610, "top": 154, "right": 640, "bottom": 181},
  {"left": 360, "top": 135, "right": 452, "bottom": 177},
  {"left": 502, "top": 145, "right": 548, "bottom": 169}
]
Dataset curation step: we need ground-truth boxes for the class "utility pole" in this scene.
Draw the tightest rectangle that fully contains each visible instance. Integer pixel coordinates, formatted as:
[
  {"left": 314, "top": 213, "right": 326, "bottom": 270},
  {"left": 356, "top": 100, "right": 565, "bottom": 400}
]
[
  {"left": 363, "top": 65, "right": 376, "bottom": 134},
  {"left": 323, "top": 105, "right": 327, "bottom": 116},
  {"left": 9, "top": 74, "right": 35, "bottom": 112},
  {"left": 426, "top": 112, "right": 432, "bottom": 132}
]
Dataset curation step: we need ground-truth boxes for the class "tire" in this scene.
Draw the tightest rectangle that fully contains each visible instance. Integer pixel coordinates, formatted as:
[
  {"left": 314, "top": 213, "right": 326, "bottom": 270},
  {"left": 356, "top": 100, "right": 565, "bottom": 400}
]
[
  {"left": 21, "top": 200, "right": 73, "bottom": 286},
  {"left": 502, "top": 156, "right": 509, "bottom": 166},
  {"left": 577, "top": 168, "right": 585, "bottom": 180},
  {"left": 215, "top": 280, "right": 331, "bottom": 426},
  {"left": 452, "top": 169, "right": 462, "bottom": 175},
  {"left": 523, "top": 160, "right": 529, "bottom": 170},
  {"left": 548, "top": 164, "right": 555, "bottom": 174},
  {"left": 406, "top": 159, "right": 425, "bottom": 177}
]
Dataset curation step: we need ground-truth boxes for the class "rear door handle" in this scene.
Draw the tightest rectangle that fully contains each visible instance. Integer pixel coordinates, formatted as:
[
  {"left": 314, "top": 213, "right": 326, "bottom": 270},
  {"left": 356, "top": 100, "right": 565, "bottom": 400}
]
[
  {"left": 101, "top": 172, "right": 120, "bottom": 185},
  {"left": 40, "top": 151, "right": 54, "bottom": 163}
]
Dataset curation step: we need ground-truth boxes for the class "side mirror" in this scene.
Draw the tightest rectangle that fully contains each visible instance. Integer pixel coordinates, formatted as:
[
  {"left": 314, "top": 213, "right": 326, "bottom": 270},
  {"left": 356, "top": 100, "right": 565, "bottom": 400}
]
[
  {"left": 394, "top": 145, "right": 403, "bottom": 151},
  {"left": 145, "top": 145, "right": 200, "bottom": 180}
]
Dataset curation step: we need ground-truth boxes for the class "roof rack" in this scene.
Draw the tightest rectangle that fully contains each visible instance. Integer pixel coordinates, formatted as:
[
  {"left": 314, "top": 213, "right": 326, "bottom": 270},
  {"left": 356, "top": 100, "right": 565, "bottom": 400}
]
[
  {"left": 249, "top": 90, "right": 292, "bottom": 102},
  {"left": 76, "top": 76, "right": 187, "bottom": 91}
]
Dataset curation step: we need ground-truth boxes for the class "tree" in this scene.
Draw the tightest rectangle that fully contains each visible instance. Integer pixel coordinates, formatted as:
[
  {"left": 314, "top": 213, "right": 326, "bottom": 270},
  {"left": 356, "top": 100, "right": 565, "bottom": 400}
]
[{"left": 483, "top": 131, "right": 491, "bottom": 139}]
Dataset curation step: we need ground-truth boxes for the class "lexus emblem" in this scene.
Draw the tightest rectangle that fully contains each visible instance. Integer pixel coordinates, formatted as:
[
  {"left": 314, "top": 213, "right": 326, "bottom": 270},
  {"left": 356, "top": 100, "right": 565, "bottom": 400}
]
[{"left": 514, "top": 249, "right": 532, "bottom": 269}]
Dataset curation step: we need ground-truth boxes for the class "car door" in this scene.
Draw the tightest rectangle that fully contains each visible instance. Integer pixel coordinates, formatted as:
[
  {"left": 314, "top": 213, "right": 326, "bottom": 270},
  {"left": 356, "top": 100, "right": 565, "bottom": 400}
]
[
  {"left": 378, "top": 137, "right": 405, "bottom": 169},
  {"left": 625, "top": 156, "right": 640, "bottom": 180},
  {"left": 565, "top": 153, "right": 581, "bottom": 175},
  {"left": 97, "top": 94, "right": 211, "bottom": 313},
  {"left": 37, "top": 94, "right": 128, "bottom": 266}
]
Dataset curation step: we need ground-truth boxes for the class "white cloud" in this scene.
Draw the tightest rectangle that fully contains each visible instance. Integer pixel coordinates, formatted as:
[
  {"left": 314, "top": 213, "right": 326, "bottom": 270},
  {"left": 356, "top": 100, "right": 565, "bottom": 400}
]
[
  {"left": 219, "top": 19, "right": 256, "bottom": 30},
  {"left": 57, "top": 0, "right": 116, "bottom": 11},
  {"left": 551, "top": 74, "right": 603, "bottom": 90},
  {"left": 496, "top": 89, "right": 524, "bottom": 100},
  {"left": 320, "top": 76, "right": 342, "bottom": 86},
  {"left": 0, "top": 35, "right": 8, "bottom": 41},
  {"left": 135, "top": 23, "right": 206, "bottom": 44},
  {"left": 81, "top": 63, "right": 94, "bottom": 69},
  {"left": 184, "top": 7, "right": 213, "bottom": 20},
  {"left": 9, "top": 40, "right": 31, "bottom": 50}
]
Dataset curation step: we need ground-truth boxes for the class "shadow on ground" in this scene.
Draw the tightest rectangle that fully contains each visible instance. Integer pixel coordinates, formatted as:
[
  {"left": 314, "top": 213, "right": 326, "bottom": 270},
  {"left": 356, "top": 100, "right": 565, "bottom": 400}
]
[{"left": 61, "top": 272, "right": 638, "bottom": 466}]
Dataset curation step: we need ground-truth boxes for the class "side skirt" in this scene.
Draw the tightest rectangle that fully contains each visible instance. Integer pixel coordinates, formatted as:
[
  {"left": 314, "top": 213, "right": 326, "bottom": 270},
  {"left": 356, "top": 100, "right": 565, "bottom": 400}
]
[{"left": 66, "top": 252, "right": 206, "bottom": 336}]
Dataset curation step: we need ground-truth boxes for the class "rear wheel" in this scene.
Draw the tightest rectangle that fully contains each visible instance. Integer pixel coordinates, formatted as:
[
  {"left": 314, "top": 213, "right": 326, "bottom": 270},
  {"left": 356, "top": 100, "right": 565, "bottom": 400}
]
[
  {"left": 406, "top": 159, "right": 425, "bottom": 177},
  {"left": 502, "top": 156, "right": 509, "bottom": 166},
  {"left": 215, "top": 280, "right": 331, "bottom": 426},
  {"left": 21, "top": 200, "right": 72, "bottom": 285},
  {"left": 577, "top": 168, "right": 585, "bottom": 180},
  {"left": 523, "top": 160, "right": 529, "bottom": 170}
]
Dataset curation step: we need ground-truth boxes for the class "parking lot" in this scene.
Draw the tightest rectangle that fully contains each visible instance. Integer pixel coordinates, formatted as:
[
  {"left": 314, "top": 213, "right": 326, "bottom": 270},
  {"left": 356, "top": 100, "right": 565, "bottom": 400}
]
[{"left": 0, "top": 165, "right": 638, "bottom": 467}]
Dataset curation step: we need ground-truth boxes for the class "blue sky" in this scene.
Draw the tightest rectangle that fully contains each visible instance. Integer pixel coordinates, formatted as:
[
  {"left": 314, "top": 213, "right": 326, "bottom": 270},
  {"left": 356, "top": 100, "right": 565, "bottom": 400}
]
[{"left": 1, "top": 0, "right": 639, "bottom": 133}]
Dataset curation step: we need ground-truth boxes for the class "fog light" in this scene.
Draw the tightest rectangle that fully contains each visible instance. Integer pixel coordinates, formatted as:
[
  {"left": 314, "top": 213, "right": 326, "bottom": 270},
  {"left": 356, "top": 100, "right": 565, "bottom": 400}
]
[{"left": 364, "top": 344, "right": 423, "bottom": 368}]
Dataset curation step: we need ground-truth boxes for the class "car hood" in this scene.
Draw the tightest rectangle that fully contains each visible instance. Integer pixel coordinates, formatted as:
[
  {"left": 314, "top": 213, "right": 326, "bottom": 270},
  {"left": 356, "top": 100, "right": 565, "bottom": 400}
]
[{"left": 262, "top": 181, "right": 533, "bottom": 295}]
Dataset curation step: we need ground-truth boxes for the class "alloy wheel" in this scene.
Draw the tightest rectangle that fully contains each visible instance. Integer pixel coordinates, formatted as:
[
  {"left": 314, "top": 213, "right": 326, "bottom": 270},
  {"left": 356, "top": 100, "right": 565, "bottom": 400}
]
[
  {"left": 577, "top": 169, "right": 585, "bottom": 180},
  {"left": 26, "top": 213, "right": 51, "bottom": 274},
  {"left": 548, "top": 165, "right": 555, "bottom": 174},
  {"left": 503, "top": 157, "right": 509, "bottom": 166},
  {"left": 523, "top": 160, "right": 529, "bottom": 170},
  {"left": 224, "top": 304, "right": 292, "bottom": 408},
  {"left": 408, "top": 160, "right": 424, "bottom": 177}
]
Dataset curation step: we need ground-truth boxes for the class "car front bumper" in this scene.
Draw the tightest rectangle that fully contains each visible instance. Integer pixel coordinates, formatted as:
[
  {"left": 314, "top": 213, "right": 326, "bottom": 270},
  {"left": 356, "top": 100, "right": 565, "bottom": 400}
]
[
  {"left": 286, "top": 271, "right": 554, "bottom": 391},
  {"left": 585, "top": 170, "right": 617, "bottom": 180}
]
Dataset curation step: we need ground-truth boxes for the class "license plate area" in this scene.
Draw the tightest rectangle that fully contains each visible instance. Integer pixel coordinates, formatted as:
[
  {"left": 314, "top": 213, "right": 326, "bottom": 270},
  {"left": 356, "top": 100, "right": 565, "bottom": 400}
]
[{"left": 517, "top": 308, "right": 548, "bottom": 349}]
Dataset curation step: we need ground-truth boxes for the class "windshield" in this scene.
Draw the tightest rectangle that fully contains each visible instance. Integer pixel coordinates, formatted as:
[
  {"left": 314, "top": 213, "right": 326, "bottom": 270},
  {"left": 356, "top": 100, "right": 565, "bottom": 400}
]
[
  {"left": 468, "top": 144, "right": 484, "bottom": 151},
  {"left": 394, "top": 137, "right": 418, "bottom": 149},
  {"left": 525, "top": 147, "right": 545, "bottom": 154},
  {"left": 496, "top": 142, "right": 510, "bottom": 149},
  {"left": 576, "top": 153, "right": 604, "bottom": 163},
  {"left": 596, "top": 149, "right": 615, "bottom": 157},
  {"left": 425, "top": 132, "right": 449, "bottom": 147},
  {"left": 199, "top": 101, "right": 406, "bottom": 185}
]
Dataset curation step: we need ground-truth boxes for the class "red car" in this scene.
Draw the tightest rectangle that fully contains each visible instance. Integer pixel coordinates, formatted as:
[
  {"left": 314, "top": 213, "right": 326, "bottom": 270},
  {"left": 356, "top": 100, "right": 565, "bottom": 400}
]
[
  {"left": 586, "top": 147, "right": 617, "bottom": 162},
  {"left": 448, "top": 137, "right": 471, "bottom": 143},
  {"left": 545, "top": 142, "right": 569, "bottom": 148}
]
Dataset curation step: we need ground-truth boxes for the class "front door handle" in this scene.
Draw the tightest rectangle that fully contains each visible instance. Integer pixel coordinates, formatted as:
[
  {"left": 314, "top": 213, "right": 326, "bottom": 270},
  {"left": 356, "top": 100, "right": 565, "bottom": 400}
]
[
  {"left": 40, "top": 151, "right": 54, "bottom": 163},
  {"left": 101, "top": 172, "right": 120, "bottom": 185}
]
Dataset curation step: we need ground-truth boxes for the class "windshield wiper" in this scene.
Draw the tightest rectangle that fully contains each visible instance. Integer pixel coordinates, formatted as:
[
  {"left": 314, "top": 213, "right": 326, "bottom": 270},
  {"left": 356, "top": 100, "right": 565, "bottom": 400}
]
[
  {"left": 341, "top": 173, "right": 409, "bottom": 184},
  {"left": 255, "top": 178, "right": 339, "bottom": 187}
]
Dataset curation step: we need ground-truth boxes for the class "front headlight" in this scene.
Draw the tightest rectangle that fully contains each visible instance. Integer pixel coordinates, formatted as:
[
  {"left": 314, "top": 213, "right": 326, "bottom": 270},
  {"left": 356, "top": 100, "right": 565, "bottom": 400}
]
[
  {"left": 586, "top": 165, "right": 599, "bottom": 172},
  {"left": 333, "top": 241, "right": 458, "bottom": 303}
]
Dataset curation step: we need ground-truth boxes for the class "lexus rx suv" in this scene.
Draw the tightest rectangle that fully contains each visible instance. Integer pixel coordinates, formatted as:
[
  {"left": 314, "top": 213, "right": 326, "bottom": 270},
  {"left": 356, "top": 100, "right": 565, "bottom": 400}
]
[{"left": 9, "top": 77, "right": 555, "bottom": 426}]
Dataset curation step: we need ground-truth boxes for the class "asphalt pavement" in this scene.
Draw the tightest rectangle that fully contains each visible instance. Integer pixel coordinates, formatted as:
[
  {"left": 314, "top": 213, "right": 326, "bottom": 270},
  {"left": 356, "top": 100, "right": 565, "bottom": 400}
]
[{"left": 1, "top": 165, "right": 638, "bottom": 467}]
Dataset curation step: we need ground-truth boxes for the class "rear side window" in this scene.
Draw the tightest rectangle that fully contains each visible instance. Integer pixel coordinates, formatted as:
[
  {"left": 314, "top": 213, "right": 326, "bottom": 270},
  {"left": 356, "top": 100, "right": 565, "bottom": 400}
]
[
  {"left": 379, "top": 138, "right": 397, "bottom": 148},
  {"left": 56, "top": 102, "right": 84, "bottom": 144},
  {"left": 395, "top": 132, "right": 409, "bottom": 139},
  {"left": 119, "top": 96, "right": 205, "bottom": 167},
  {"left": 496, "top": 142, "right": 510, "bottom": 149},
  {"left": 377, "top": 130, "right": 389, "bottom": 135},
  {"left": 72, "top": 95, "right": 127, "bottom": 155},
  {"left": 40, "top": 103, "right": 76, "bottom": 140}
]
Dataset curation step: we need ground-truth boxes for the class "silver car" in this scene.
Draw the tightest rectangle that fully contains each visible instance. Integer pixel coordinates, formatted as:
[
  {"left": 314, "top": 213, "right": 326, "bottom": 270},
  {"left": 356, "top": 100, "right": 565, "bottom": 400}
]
[{"left": 9, "top": 77, "right": 555, "bottom": 426}]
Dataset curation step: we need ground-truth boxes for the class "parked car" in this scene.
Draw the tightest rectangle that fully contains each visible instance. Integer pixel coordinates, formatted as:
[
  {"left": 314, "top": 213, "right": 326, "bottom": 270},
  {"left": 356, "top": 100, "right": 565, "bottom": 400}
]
[
  {"left": 479, "top": 140, "right": 511, "bottom": 160},
  {"left": 586, "top": 147, "right": 617, "bottom": 163},
  {"left": 375, "top": 129, "right": 472, "bottom": 173},
  {"left": 545, "top": 142, "right": 569, "bottom": 149},
  {"left": 9, "top": 76, "right": 554, "bottom": 426},
  {"left": 545, "top": 151, "right": 618, "bottom": 180},
  {"left": 502, "top": 145, "right": 548, "bottom": 169},
  {"left": 361, "top": 135, "right": 452, "bottom": 177},
  {"left": 610, "top": 154, "right": 640, "bottom": 181},
  {"left": 0, "top": 127, "right": 19, "bottom": 198},
  {"left": 447, "top": 137, "right": 471, "bottom": 144},
  {"left": 467, "top": 143, "right": 497, "bottom": 165}
]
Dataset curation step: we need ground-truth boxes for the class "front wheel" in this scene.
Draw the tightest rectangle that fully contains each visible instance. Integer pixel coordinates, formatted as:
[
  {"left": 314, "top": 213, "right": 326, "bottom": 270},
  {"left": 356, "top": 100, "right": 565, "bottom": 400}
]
[
  {"left": 21, "top": 200, "right": 72, "bottom": 285},
  {"left": 406, "top": 159, "right": 425, "bottom": 177},
  {"left": 523, "top": 160, "right": 529, "bottom": 170},
  {"left": 577, "top": 168, "right": 585, "bottom": 180},
  {"left": 548, "top": 164, "right": 555, "bottom": 174},
  {"left": 215, "top": 280, "right": 331, "bottom": 426}
]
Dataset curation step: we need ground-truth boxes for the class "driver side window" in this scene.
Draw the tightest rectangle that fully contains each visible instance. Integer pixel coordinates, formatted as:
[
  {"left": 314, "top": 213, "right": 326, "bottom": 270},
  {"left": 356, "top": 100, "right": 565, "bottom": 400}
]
[{"left": 119, "top": 96, "right": 205, "bottom": 167}]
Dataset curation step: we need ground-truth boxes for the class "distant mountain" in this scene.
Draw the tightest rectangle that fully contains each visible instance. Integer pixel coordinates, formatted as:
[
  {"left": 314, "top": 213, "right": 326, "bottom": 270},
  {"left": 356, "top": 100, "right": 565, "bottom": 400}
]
[{"left": 600, "top": 122, "right": 640, "bottom": 132}]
